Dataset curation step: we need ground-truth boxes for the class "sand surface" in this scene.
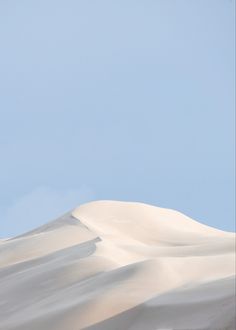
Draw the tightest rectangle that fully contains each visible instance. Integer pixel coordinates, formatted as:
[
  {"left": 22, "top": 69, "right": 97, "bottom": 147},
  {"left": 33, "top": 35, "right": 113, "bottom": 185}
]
[{"left": 0, "top": 200, "right": 235, "bottom": 330}]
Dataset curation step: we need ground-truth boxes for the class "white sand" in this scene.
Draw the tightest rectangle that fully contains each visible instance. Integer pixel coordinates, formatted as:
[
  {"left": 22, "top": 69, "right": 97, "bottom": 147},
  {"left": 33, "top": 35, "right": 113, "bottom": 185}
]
[{"left": 0, "top": 200, "right": 235, "bottom": 330}]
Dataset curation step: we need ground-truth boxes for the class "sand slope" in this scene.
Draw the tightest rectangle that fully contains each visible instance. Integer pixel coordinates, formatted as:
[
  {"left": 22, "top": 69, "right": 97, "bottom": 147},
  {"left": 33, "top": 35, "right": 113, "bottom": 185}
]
[{"left": 0, "top": 201, "right": 235, "bottom": 330}]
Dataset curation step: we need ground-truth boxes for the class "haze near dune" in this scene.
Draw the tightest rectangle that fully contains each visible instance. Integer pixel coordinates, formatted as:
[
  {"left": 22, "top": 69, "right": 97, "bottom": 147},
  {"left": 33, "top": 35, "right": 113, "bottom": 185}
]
[{"left": 0, "top": 201, "right": 235, "bottom": 330}]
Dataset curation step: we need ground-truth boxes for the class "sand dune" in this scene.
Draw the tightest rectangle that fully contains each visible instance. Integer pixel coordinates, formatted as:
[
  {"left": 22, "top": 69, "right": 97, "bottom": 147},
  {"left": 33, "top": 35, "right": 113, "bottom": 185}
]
[{"left": 0, "top": 201, "right": 235, "bottom": 330}]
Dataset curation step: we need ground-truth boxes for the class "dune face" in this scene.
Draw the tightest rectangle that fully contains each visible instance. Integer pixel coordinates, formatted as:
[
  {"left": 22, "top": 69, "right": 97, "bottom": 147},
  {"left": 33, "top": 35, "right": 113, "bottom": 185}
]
[{"left": 0, "top": 201, "right": 235, "bottom": 330}]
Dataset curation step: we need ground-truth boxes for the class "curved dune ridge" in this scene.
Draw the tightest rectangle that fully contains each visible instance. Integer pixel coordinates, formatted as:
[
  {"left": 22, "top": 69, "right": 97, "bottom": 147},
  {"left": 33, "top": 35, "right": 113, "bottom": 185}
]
[{"left": 0, "top": 200, "right": 235, "bottom": 330}]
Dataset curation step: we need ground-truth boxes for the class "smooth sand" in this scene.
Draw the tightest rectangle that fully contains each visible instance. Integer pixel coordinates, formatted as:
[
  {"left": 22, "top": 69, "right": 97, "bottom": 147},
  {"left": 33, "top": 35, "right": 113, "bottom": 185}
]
[{"left": 0, "top": 201, "right": 235, "bottom": 330}]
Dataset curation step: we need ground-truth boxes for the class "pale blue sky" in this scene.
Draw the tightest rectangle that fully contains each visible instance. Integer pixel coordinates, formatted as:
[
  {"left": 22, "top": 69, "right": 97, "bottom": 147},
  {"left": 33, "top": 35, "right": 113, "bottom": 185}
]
[{"left": 0, "top": 0, "right": 235, "bottom": 237}]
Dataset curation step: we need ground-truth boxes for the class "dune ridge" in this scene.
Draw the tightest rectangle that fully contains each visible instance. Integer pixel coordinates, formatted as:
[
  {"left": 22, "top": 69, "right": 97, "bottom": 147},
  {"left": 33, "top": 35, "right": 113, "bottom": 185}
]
[{"left": 0, "top": 200, "right": 235, "bottom": 330}]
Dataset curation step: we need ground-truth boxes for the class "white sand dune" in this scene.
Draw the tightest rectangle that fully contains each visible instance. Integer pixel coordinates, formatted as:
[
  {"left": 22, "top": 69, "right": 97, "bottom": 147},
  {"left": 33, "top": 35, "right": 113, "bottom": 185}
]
[{"left": 0, "top": 201, "right": 235, "bottom": 330}]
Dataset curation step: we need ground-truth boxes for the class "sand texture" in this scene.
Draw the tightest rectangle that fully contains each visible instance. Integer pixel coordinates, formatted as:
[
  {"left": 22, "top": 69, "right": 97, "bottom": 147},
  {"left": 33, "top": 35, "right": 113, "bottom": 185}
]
[{"left": 0, "top": 201, "right": 235, "bottom": 330}]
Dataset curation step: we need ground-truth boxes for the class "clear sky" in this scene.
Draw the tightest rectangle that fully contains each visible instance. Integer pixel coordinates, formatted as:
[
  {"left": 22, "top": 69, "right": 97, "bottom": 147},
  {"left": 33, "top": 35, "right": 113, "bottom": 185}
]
[{"left": 0, "top": 0, "right": 235, "bottom": 237}]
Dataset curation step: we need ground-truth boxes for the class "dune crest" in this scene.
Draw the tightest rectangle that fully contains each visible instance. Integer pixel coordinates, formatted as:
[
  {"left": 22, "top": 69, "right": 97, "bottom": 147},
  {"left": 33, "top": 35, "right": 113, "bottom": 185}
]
[{"left": 0, "top": 201, "right": 235, "bottom": 330}]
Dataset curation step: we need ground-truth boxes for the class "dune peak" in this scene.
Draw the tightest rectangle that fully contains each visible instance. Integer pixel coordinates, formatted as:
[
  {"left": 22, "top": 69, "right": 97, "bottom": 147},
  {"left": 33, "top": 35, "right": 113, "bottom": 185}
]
[{"left": 0, "top": 200, "right": 235, "bottom": 330}]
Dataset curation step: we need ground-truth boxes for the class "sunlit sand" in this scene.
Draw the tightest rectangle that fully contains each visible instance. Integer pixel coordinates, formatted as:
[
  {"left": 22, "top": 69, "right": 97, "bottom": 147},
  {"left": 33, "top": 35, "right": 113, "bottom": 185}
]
[{"left": 0, "top": 201, "right": 235, "bottom": 330}]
